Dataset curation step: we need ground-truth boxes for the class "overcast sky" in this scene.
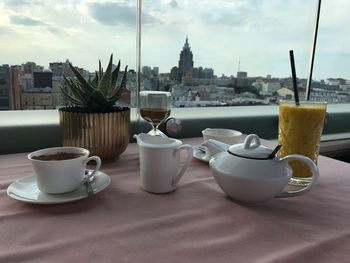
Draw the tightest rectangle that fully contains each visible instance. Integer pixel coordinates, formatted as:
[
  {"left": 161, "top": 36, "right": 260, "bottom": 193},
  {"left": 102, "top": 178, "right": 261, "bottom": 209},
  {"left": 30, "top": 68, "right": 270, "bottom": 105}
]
[{"left": 0, "top": 0, "right": 348, "bottom": 80}]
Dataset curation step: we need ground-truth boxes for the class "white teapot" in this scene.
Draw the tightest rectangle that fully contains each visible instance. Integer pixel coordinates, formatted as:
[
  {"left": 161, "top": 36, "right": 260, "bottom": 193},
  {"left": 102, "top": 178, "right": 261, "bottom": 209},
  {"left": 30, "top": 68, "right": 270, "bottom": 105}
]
[{"left": 203, "top": 134, "right": 319, "bottom": 205}]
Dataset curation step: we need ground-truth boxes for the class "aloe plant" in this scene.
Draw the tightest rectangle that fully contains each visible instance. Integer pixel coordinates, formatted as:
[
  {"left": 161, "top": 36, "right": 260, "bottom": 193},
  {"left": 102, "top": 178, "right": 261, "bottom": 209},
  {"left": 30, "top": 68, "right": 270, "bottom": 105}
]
[{"left": 61, "top": 54, "right": 128, "bottom": 112}]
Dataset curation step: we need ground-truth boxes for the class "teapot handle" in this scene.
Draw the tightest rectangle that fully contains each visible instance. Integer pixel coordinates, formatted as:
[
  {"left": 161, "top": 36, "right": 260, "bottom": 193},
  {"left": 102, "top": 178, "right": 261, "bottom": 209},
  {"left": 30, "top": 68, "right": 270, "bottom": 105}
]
[{"left": 276, "top": 155, "right": 319, "bottom": 198}]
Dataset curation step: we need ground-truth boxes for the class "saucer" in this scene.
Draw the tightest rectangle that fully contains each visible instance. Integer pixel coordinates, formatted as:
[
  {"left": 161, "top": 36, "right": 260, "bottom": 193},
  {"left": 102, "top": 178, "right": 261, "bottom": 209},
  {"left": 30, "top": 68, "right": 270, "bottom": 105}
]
[
  {"left": 7, "top": 170, "right": 111, "bottom": 204},
  {"left": 193, "top": 145, "right": 210, "bottom": 163}
]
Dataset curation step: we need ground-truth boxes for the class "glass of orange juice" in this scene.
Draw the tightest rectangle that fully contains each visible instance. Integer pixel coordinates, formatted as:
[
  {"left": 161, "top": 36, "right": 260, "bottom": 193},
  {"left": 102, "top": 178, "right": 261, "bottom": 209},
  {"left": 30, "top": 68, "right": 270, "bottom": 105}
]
[{"left": 278, "top": 100, "right": 327, "bottom": 186}]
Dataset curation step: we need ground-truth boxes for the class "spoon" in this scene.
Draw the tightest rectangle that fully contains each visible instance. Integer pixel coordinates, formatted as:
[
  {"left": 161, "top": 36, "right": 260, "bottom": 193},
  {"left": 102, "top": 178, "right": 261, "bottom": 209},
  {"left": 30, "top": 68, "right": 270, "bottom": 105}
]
[{"left": 84, "top": 170, "right": 96, "bottom": 196}]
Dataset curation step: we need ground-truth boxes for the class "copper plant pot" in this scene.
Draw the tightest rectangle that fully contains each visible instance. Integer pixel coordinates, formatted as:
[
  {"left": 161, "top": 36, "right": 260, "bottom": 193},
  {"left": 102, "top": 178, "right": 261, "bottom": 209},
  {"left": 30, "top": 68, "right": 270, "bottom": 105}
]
[{"left": 59, "top": 107, "right": 130, "bottom": 161}]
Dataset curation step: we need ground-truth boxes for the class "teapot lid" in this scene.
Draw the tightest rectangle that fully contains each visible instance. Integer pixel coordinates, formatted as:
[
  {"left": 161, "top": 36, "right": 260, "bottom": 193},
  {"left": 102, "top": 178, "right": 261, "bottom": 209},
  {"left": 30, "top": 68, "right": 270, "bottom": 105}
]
[{"left": 228, "top": 134, "right": 278, "bottom": 160}]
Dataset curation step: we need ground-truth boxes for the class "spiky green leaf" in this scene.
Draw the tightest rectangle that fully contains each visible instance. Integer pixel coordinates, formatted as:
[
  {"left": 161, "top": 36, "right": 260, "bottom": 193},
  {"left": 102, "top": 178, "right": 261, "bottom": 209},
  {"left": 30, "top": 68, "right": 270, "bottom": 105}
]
[
  {"left": 61, "top": 83, "right": 82, "bottom": 106},
  {"left": 62, "top": 54, "right": 128, "bottom": 112},
  {"left": 110, "top": 60, "right": 121, "bottom": 94},
  {"left": 98, "top": 60, "right": 103, "bottom": 79},
  {"left": 91, "top": 71, "right": 99, "bottom": 88},
  {"left": 98, "top": 54, "right": 113, "bottom": 95},
  {"left": 108, "top": 66, "right": 128, "bottom": 102}
]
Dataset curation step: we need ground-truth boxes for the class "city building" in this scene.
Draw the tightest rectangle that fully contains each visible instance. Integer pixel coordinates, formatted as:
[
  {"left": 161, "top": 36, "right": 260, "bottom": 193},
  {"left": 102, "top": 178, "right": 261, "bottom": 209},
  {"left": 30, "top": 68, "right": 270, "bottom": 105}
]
[
  {"left": 20, "top": 74, "right": 34, "bottom": 91},
  {"left": 326, "top": 78, "right": 346, "bottom": 86},
  {"left": 237, "top": 71, "right": 248, "bottom": 79},
  {"left": 261, "top": 82, "right": 281, "bottom": 94},
  {"left": 33, "top": 71, "right": 53, "bottom": 88},
  {"left": 21, "top": 91, "right": 53, "bottom": 110},
  {"left": 23, "top": 62, "right": 43, "bottom": 74},
  {"left": 235, "top": 71, "right": 249, "bottom": 87},
  {"left": 170, "top": 66, "right": 179, "bottom": 81},
  {"left": 277, "top": 87, "right": 294, "bottom": 99},
  {"left": 299, "top": 88, "right": 339, "bottom": 103},
  {"left": 10, "top": 66, "right": 21, "bottom": 110},
  {"left": 178, "top": 36, "right": 194, "bottom": 82},
  {"left": 0, "top": 65, "right": 11, "bottom": 110},
  {"left": 142, "top": 66, "right": 152, "bottom": 77},
  {"left": 152, "top": 67, "right": 159, "bottom": 77},
  {"left": 192, "top": 67, "right": 214, "bottom": 79},
  {"left": 142, "top": 66, "right": 159, "bottom": 78},
  {"left": 335, "top": 90, "right": 350, "bottom": 103},
  {"left": 202, "top": 68, "right": 214, "bottom": 79},
  {"left": 340, "top": 84, "right": 350, "bottom": 91},
  {"left": 49, "top": 60, "right": 75, "bottom": 78}
]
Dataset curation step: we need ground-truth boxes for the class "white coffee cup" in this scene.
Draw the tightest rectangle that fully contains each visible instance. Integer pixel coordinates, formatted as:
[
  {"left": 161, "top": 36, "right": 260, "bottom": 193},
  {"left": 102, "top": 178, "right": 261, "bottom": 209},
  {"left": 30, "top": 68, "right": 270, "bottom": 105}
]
[
  {"left": 28, "top": 147, "right": 101, "bottom": 194},
  {"left": 202, "top": 128, "right": 242, "bottom": 145},
  {"left": 135, "top": 133, "right": 193, "bottom": 194}
]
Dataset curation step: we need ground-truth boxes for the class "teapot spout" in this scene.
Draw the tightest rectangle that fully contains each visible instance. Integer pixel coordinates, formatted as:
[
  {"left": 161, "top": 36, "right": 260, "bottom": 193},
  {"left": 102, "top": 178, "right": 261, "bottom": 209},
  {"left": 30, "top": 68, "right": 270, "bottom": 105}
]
[{"left": 202, "top": 139, "right": 230, "bottom": 160}]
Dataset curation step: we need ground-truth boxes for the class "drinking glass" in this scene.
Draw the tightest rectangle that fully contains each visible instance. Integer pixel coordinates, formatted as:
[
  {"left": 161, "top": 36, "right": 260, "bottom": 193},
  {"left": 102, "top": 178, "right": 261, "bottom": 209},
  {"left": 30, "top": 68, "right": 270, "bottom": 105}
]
[
  {"left": 278, "top": 100, "right": 327, "bottom": 187},
  {"left": 139, "top": 91, "right": 171, "bottom": 137}
]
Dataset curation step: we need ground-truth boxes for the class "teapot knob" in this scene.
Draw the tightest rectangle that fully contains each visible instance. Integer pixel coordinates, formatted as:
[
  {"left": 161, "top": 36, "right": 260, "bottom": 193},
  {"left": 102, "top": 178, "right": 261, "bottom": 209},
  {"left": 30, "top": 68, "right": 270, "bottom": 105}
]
[{"left": 243, "top": 134, "right": 261, "bottom": 149}]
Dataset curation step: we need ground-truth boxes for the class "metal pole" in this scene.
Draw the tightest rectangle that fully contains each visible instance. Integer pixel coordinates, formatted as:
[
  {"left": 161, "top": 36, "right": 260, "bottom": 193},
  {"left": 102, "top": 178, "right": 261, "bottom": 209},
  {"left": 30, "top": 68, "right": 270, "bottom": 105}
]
[
  {"left": 136, "top": 0, "right": 142, "bottom": 119},
  {"left": 305, "top": 0, "right": 322, "bottom": 101}
]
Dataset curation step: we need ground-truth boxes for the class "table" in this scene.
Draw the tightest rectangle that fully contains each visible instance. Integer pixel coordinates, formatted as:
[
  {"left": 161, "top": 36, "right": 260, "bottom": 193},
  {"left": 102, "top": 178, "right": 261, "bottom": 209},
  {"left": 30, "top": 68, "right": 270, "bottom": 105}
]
[{"left": 1, "top": 137, "right": 350, "bottom": 263}]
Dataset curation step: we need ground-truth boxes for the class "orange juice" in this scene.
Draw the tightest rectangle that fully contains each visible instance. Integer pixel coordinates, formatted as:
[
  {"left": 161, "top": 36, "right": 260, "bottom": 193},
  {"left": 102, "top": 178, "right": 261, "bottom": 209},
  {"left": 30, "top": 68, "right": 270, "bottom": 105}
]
[{"left": 278, "top": 101, "right": 326, "bottom": 179}]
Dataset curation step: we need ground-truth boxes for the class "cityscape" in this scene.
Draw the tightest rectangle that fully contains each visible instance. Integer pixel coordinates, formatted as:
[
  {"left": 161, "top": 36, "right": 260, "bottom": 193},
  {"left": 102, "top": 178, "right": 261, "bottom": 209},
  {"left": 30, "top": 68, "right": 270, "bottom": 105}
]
[{"left": 1, "top": 36, "right": 350, "bottom": 111}]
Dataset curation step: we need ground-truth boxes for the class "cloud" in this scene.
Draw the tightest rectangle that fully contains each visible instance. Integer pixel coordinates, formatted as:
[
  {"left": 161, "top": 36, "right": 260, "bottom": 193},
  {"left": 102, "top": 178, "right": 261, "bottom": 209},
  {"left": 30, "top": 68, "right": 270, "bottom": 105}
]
[
  {"left": 200, "top": 4, "right": 261, "bottom": 30},
  {"left": 0, "top": 27, "right": 13, "bottom": 35},
  {"left": 169, "top": 0, "right": 178, "bottom": 9},
  {"left": 10, "top": 15, "right": 47, "bottom": 26},
  {"left": 9, "top": 15, "right": 67, "bottom": 35},
  {"left": 46, "top": 26, "right": 61, "bottom": 34},
  {"left": 4, "top": 0, "right": 30, "bottom": 7},
  {"left": 3, "top": 0, "right": 42, "bottom": 9},
  {"left": 202, "top": 11, "right": 250, "bottom": 28},
  {"left": 88, "top": 2, "right": 135, "bottom": 27},
  {"left": 87, "top": 1, "right": 161, "bottom": 27}
]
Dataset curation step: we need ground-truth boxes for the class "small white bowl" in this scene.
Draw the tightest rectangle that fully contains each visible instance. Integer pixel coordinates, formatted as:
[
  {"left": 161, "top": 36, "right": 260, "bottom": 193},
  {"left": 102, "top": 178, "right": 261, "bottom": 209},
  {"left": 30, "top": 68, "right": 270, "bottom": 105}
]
[{"left": 202, "top": 128, "right": 242, "bottom": 145}]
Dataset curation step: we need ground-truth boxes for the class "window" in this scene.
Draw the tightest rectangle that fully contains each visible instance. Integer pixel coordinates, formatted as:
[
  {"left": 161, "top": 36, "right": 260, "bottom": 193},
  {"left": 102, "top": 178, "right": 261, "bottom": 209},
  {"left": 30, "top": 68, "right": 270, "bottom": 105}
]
[
  {"left": 0, "top": 0, "right": 349, "bottom": 111},
  {"left": 0, "top": 0, "right": 136, "bottom": 110},
  {"left": 312, "top": 0, "right": 350, "bottom": 104},
  {"left": 141, "top": 0, "right": 329, "bottom": 107}
]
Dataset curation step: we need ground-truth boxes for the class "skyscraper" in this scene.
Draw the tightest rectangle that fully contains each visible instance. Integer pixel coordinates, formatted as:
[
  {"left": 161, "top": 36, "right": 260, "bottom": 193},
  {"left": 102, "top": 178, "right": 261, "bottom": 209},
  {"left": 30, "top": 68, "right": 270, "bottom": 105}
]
[{"left": 178, "top": 36, "right": 194, "bottom": 81}]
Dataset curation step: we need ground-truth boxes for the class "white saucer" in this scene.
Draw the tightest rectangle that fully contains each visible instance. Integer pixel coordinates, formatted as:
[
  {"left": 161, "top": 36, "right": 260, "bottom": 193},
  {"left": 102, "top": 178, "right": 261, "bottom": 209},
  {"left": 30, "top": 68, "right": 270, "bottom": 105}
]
[
  {"left": 193, "top": 145, "right": 210, "bottom": 163},
  {"left": 7, "top": 170, "right": 111, "bottom": 204}
]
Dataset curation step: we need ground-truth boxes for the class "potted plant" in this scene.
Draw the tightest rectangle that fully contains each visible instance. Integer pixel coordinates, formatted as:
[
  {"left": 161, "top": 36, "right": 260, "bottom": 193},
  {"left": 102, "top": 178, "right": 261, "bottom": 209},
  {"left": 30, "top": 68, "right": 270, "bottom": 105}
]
[{"left": 59, "top": 54, "right": 130, "bottom": 161}]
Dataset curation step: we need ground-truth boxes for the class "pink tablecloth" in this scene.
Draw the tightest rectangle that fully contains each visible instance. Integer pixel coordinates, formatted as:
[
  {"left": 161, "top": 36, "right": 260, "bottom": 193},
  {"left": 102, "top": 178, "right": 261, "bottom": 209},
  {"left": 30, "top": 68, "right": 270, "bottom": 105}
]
[{"left": 1, "top": 137, "right": 350, "bottom": 263}]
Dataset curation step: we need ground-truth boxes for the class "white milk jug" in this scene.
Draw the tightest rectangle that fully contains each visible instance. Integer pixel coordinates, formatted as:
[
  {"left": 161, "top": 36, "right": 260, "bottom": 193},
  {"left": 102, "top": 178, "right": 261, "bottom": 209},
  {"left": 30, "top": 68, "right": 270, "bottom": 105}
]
[{"left": 134, "top": 133, "right": 193, "bottom": 194}]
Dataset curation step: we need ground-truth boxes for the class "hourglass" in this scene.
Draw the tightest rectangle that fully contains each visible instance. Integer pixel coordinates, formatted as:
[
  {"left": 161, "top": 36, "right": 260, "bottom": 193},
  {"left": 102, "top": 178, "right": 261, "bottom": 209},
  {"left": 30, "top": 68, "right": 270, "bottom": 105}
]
[{"left": 139, "top": 91, "right": 171, "bottom": 137}]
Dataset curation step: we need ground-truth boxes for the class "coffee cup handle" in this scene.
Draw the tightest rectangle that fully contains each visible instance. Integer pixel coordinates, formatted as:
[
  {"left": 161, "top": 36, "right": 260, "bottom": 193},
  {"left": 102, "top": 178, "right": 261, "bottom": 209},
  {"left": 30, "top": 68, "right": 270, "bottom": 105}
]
[
  {"left": 277, "top": 155, "right": 319, "bottom": 198},
  {"left": 85, "top": 156, "right": 102, "bottom": 180},
  {"left": 172, "top": 144, "right": 193, "bottom": 187}
]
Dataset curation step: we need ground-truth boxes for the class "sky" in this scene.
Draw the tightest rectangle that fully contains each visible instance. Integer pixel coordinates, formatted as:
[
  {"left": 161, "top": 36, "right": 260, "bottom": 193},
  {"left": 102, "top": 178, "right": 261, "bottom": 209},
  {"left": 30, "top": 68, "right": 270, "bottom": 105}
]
[{"left": 0, "top": 0, "right": 349, "bottom": 80}]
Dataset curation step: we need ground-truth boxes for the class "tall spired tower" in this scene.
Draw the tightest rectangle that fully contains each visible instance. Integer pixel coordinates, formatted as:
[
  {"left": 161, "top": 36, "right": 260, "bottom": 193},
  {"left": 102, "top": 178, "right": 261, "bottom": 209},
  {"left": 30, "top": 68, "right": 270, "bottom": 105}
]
[{"left": 178, "top": 36, "right": 194, "bottom": 81}]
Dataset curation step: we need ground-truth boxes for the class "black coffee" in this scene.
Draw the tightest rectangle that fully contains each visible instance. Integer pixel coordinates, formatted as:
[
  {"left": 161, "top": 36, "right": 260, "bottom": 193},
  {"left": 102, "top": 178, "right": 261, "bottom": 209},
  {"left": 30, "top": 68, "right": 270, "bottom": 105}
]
[{"left": 32, "top": 152, "right": 84, "bottom": 161}]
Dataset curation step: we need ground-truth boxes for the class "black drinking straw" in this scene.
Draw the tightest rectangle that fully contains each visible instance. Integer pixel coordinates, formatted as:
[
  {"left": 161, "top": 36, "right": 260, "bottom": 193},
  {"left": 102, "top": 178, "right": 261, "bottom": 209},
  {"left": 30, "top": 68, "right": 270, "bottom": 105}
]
[{"left": 289, "top": 50, "right": 300, "bottom": 106}]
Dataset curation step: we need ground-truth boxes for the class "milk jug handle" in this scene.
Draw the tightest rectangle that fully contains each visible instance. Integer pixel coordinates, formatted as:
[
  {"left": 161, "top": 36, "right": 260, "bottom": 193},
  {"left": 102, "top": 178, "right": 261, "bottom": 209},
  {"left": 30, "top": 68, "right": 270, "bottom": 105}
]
[
  {"left": 172, "top": 144, "right": 193, "bottom": 186},
  {"left": 276, "top": 155, "right": 319, "bottom": 198}
]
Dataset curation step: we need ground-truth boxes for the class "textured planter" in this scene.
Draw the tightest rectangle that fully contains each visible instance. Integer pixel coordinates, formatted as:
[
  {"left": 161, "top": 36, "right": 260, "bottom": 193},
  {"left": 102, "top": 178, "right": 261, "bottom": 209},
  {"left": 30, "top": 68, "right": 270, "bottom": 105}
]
[{"left": 59, "top": 107, "right": 130, "bottom": 161}]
